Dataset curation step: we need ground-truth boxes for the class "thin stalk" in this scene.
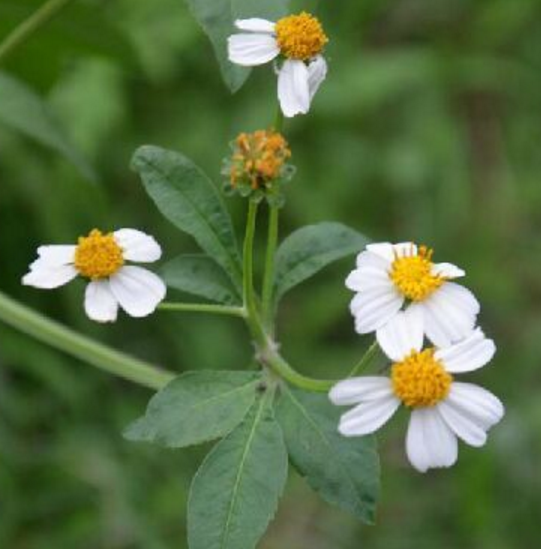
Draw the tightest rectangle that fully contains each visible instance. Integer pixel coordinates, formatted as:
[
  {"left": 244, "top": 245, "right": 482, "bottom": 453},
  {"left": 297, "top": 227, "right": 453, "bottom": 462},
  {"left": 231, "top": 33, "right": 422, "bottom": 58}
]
[
  {"left": 261, "top": 205, "right": 279, "bottom": 327},
  {"left": 0, "top": 0, "right": 75, "bottom": 65},
  {"left": 349, "top": 340, "right": 380, "bottom": 377},
  {"left": 159, "top": 302, "right": 246, "bottom": 318},
  {"left": 243, "top": 199, "right": 260, "bottom": 320},
  {"left": 274, "top": 107, "right": 285, "bottom": 133},
  {"left": 0, "top": 291, "right": 175, "bottom": 390}
]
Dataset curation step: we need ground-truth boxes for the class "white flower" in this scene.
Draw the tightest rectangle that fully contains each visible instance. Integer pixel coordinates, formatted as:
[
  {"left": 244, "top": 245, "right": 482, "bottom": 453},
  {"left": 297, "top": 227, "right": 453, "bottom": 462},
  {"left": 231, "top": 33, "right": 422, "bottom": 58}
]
[
  {"left": 346, "top": 242, "right": 480, "bottom": 347},
  {"left": 329, "top": 309, "right": 504, "bottom": 472},
  {"left": 228, "top": 12, "right": 328, "bottom": 117},
  {"left": 23, "top": 228, "right": 166, "bottom": 323}
]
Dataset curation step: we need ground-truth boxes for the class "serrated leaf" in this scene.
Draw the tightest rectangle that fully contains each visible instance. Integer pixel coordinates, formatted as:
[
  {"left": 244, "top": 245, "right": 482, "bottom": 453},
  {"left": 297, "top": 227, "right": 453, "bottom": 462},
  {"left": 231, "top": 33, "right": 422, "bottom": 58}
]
[
  {"left": 124, "top": 371, "right": 260, "bottom": 448},
  {"left": 273, "top": 222, "right": 369, "bottom": 304},
  {"left": 161, "top": 254, "right": 241, "bottom": 305},
  {"left": 183, "top": 0, "right": 290, "bottom": 92},
  {"left": 0, "top": 71, "right": 96, "bottom": 182},
  {"left": 276, "top": 387, "right": 379, "bottom": 523},
  {"left": 188, "top": 393, "right": 288, "bottom": 549},
  {"left": 131, "top": 145, "right": 242, "bottom": 290}
]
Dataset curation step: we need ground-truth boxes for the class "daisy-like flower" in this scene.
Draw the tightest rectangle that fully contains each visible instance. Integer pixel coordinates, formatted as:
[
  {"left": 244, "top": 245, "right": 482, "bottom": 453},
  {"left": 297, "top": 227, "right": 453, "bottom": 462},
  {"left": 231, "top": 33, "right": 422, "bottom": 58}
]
[
  {"left": 228, "top": 12, "right": 329, "bottom": 117},
  {"left": 330, "top": 309, "right": 504, "bottom": 472},
  {"left": 23, "top": 229, "right": 166, "bottom": 323},
  {"left": 346, "top": 242, "right": 480, "bottom": 347}
]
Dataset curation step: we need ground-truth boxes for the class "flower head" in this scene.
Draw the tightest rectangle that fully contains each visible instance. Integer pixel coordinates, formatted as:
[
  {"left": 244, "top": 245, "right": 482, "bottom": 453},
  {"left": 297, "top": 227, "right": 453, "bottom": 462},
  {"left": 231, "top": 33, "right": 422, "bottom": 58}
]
[
  {"left": 228, "top": 13, "right": 329, "bottom": 117},
  {"left": 346, "top": 242, "right": 479, "bottom": 347},
  {"left": 223, "top": 129, "right": 293, "bottom": 205},
  {"left": 23, "top": 228, "right": 166, "bottom": 323},
  {"left": 330, "top": 309, "right": 504, "bottom": 472}
]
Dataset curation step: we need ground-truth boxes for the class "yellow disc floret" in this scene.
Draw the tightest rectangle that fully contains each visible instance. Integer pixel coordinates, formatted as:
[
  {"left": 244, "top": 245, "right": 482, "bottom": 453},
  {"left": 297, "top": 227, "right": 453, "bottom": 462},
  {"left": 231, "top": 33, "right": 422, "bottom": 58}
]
[
  {"left": 275, "top": 12, "right": 328, "bottom": 60},
  {"left": 391, "top": 349, "right": 453, "bottom": 408},
  {"left": 230, "top": 130, "right": 291, "bottom": 189},
  {"left": 74, "top": 229, "right": 124, "bottom": 279},
  {"left": 390, "top": 245, "right": 445, "bottom": 301}
]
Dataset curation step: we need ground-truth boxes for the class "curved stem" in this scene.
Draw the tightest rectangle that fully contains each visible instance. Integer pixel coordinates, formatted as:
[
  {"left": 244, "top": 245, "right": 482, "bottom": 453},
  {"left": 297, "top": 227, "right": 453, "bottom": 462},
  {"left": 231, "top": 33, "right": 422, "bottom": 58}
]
[
  {"left": 349, "top": 340, "right": 380, "bottom": 377},
  {"left": 0, "top": 0, "right": 75, "bottom": 65},
  {"left": 0, "top": 291, "right": 175, "bottom": 390},
  {"left": 261, "top": 205, "right": 279, "bottom": 327},
  {"left": 159, "top": 302, "right": 246, "bottom": 318}
]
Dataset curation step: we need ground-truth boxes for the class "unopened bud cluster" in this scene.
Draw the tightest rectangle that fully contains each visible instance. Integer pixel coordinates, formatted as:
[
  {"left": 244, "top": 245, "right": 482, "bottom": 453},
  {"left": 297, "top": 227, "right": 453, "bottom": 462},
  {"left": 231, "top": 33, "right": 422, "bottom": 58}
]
[{"left": 222, "top": 129, "right": 294, "bottom": 206}]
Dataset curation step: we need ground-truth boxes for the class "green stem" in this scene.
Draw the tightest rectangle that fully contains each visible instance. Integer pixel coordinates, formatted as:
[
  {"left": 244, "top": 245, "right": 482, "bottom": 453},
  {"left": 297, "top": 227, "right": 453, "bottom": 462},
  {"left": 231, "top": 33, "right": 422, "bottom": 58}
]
[
  {"left": 274, "top": 107, "right": 285, "bottom": 133},
  {"left": 261, "top": 205, "right": 279, "bottom": 327},
  {"left": 243, "top": 199, "right": 260, "bottom": 320},
  {"left": 0, "top": 0, "right": 75, "bottom": 65},
  {"left": 349, "top": 340, "right": 380, "bottom": 377},
  {"left": 0, "top": 291, "right": 175, "bottom": 390},
  {"left": 159, "top": 302, "right": 246, "bottom": 318}
]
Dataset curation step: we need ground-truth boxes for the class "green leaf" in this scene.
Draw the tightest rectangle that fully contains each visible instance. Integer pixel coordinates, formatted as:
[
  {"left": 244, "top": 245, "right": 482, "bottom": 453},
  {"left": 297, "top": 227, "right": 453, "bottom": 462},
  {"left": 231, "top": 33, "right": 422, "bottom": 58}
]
[
  {"left": 161, "top": 254, "right": 242, "bottom": 305},
  {"left": 273, "top": 222, "right": 369, "bottom": 303},
  {"left": 131, "top": 145, "right": 242, "bottom": 290},
  {"left": 276, "top": 387, "right": 379, "bottom": 523},
  {"left": 0, "top": 71, "right": 96, "bottom": 182},
  {"left": 124, "top": 371, "right": 260, "bottom": 448},
  {"left": 188, "top": 393, "right": 288, "bottom": 549},
  {"left": 183, "top": 0, "right": 290, "bottom": 92}
]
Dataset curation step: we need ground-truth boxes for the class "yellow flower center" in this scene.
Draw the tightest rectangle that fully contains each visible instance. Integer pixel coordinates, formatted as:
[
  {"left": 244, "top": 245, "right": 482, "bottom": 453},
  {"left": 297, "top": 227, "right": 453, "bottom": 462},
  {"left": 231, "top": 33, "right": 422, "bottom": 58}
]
[
  {"left": 391, "top": 349, "right": 452, "bottom": 408},
  {"left": 275, "top": 12, "right": 328, "bottom": 60},
  {"left": 74, "top": 229, "right": 124, "bottom": 279},
  {"left": 230, "top": 130, "right": 291, "bottom": 189},
  {"left": 390, "top": 245, "right": 444, "bottom": 301}
]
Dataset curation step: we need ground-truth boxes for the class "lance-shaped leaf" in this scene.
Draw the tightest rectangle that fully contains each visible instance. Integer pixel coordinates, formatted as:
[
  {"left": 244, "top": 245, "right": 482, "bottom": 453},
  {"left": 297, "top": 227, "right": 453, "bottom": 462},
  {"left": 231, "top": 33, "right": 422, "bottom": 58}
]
[
  {"left": 161, "top": 254, "right": 241, "bottom": 305},
  {"left": 188, "top": 394, "right": 288, "bottom": 549},
  {"left": 276, "top": 387, "right": 380, "bottom": 523},
  {"left": 0, "top": 72, "right": 96, "bottom": 182},
  {"left": 273, "top": 222, "right": 369, "bottom": 304},
  {"left": 184, "top": 0, "right": 290, "bottom": 92},
  {"left": 124, "top": 371, "right": 260, "bottom": 448},
  {"left": 131, "top": 145, "right": 242, "bottom": 290}
]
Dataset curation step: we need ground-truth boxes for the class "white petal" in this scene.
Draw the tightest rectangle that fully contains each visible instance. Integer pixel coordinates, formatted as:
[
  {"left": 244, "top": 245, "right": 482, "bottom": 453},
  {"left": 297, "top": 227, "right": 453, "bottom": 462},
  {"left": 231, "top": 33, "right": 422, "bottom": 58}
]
[
  {"left": 329, "top": 377, "right": 393, "bottom": 406},
  {"left": 392, "top": 242, "right": 418, "bottom": 258},
  {"left": 376, "top": 307, "right": 424, "bottom": 362},
  {"left": 345, "top": 265, "right": 393, "bottom": 293},
  {"left": 307, "top": 55, "right": 327, "bottom": 101},
  {"left": 234, "top": 18, "right": 275, "bottom": 33},
  {"left": 84, "top": 280, "right": 118, "bottom": 323},
  {"left": 355, "top": 250, "right": 392, "bottom": 271},
  {"left": 446, "top": 382, "right": 504, "bottom": 430},
  {"left": 432, "top": 262, "right": 465, "bottom": 279},
  {"left": 36, "top": 245, "right": 76, "bottom": 267},
  {"left": 437, "top": 400, "right": 487, "bottom": 447},
  {"left": 228, "top": 33, "right": 279, "bottom": 66},
  {"left": 406, "top": 408, "right": 458, "bottom": 473},
  {"left": 22, "top": 264, "right": 78, "bottom": 289},
  {"left": 434, "top": 328, "right": 496, "bottom": 373},
  {"left": 114, "top": 229, "right": 162, "bottom": 263},
  {"left": 278, "top": 59, "right": 310, "bottom": 117},
  {"left": 421, "top": 282, "right": 480, "bottom": 347},
  {"left": 365, "top": 243, "right": 396, "bottom": 262},
  {"left": 109, "top": 266, "right": 166, "bottom": 318},
  {"left": 350, "top": 287, "right": 404, "bottom": 334},
  {"left": 338, "top": 396, "right": 400, "bottom": 436}
]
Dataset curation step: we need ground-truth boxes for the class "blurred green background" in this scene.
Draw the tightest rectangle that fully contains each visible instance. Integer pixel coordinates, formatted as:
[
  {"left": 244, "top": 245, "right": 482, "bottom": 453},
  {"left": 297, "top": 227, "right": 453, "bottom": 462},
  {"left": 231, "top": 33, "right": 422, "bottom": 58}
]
[{"left": 1, "top": 0, "right": 540, "bottom": 547}]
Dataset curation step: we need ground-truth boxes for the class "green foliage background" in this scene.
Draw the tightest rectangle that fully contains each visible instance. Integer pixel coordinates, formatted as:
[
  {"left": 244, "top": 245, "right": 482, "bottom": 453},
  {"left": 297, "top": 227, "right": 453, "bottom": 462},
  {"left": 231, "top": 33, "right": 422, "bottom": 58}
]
[{"left": 1, "top": 0, "right": 540, "bottom": 547}]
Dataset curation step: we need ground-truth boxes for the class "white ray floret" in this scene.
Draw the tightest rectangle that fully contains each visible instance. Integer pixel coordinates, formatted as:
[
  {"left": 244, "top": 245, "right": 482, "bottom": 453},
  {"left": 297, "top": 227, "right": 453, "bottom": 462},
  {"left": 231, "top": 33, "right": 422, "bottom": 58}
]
[
  {"left": 346, "top": 241, "right": 480, "bottom": 347},
  {"left": 329, "top": 311, "right": 504, "bottom": 473},
  {"left": 23, "top": 228, "right": 166, "bottom": 323}
]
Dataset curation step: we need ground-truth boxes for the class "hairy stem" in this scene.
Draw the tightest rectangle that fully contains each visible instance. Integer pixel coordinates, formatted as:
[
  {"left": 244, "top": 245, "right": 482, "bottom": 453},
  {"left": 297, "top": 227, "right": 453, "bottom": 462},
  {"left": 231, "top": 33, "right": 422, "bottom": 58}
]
[
  {"left": 349, "top": 340, "right": 380, "bottom": 377},
  {"left": 261, "top": 205, "right": 279, "bottom": 327},
  {"left": 0, "top": 0, "right": 75, "bottom": 65},
  {"left": 159, "top": 302, "right": 246, "bottom": 317},
  {"left": 0, "top": 291, "right": 175, "bottom": 390}
]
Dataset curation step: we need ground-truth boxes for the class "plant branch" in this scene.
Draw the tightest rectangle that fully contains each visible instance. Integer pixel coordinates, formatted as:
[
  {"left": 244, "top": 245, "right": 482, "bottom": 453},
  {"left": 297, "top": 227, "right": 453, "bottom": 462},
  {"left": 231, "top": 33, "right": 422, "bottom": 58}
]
[
  {"left": 0, "top": 0, "right": 75, "bottom": 65},
  {"left": 159, "top": 302, "right": 246, "bottom": 317},
  {"left": 261, "top": 205, "right": 279, "bottom": 327},
  {"left": 0, "top": 290, "right": 175, "bottom": 390}
]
